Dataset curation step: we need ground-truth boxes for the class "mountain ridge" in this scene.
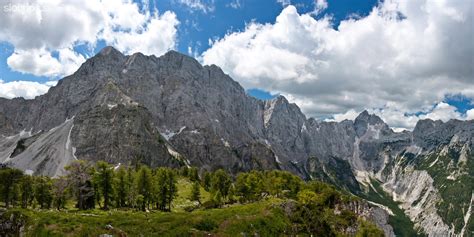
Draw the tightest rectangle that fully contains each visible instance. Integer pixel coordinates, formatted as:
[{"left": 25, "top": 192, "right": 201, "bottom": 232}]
[{"left": 0, "top": 47, "right": 472, "bottom": 236}]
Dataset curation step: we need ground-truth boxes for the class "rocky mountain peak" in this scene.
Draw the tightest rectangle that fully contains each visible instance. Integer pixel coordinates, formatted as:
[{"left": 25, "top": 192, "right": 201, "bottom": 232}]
[
  {"left": 353, "top": 110, "right": 388, "bottom": 137},
  {"left": 99, "top": 46, "right": 124, "bottom": 57},
  {"left": 160, "top": 50, "right": 203, "bottom": 72}
]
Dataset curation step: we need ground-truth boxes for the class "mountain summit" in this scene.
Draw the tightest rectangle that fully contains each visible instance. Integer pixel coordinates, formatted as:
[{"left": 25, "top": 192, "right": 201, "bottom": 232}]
[{"left": 0, "top": 47, "right": 472, "bottom": 236}]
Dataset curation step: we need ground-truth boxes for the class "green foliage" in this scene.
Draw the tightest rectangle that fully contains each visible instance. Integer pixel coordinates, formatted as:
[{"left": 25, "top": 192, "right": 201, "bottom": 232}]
[
  {"left": 360, "top": 178, "right": 422, "bottom": 236},
  {"left": 52, "top": 177, "right": 69, "bottom": 210},
  {"left": 356, "top": 220, "right": 385, "bottom": 237},
  {"left": 235, "top": 171, "right": 264, "bottom": 202},
  {"left": 190, "top": 181, "right": 201, "bottom": 203},
  {"left": 188, "top": 167, "right": 199, "bottom": 182},
  {"left": 210, "top": 169, "right": 232, "bottom": 200},
  {"left": 413, "top": 150, "right": 474, "bottom": 233},
  {"left": 136, "top": 166, "right": 153, "bottom": 211},
  {"left": 202, "top": 171, "right": 211, "bottom": 191},
  {"left": 19, "top": 175, "right": 34, "bottom": 208},
  {"left": 114, "top": 166, "right": 129, "bottom": 207},
  {"left": 94, "top": 161, "right": 114, "bottom": 210},
  {"left": 0, "top": 167, "right": 24, "bottom": 208},
  {"left": 194, "top": 218, "right": 218, "bottom": 231},
  {"left": 34, "top": 176, "right": 53, "bottom": 209},
  {"left": 154, "top": 167, "right": 178, "bottom": 211},
  {"left": 3, "top": 162, "right": 385, "bottom": 236}
]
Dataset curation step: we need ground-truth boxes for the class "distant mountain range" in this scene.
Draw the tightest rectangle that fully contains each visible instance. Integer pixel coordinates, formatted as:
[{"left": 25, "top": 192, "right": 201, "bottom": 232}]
[{"left": 0, "top": 47, "right": 472, "bottom": 236}]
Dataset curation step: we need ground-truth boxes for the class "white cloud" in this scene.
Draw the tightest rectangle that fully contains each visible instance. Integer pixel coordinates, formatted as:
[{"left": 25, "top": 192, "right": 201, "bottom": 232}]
[
  {"left": 326, "top": 109, "right": 359, "bottom": 122},
  {"left": 466, "top": 109, "right": 474, "bottom": 120},
  {"left": 6, "top": 48, "right": 86, "bottom": 77},
  {"left": 202, "top": 0, "right": 473, "bottom": 130},
  {"left": 329, "top": 102, "right": 471, "bottom": 130},
  {"left": 100, "top": 11, "right": 179, "bottom": 56},
  {"left": 311, "top": 0, "right": 328, "bottom": 15},
  {"left": 227, "top": 0, "right": 242, "bottom": 9},
  {"left": 0, "top": 79, "right": 52, "bottom": 99},
  {"left": 177, "top": 0, "right": 215, "bottom": 13},
  {"left": 0, "top": 0, "right": 179, "bottom": 78}
]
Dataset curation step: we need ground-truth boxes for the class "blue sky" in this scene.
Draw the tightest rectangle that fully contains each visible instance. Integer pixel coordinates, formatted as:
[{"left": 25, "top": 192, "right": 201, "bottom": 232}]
[{"left": 0, "top": 0, "right": 472, "bottom": 129}]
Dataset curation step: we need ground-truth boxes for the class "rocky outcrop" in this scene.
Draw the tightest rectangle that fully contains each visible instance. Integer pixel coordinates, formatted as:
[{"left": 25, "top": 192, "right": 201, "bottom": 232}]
[
  {"left": 338, "top": 200, "right": 395, "bottom": 237},
  {"left": 0, "top": 209, "right": 28, "bottom": 237}
]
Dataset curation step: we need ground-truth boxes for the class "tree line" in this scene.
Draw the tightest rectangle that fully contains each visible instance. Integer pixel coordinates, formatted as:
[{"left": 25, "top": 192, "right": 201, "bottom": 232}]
[
  {"left": 0, "top": 161, "right": 303, "bottom": 212},
  {"left": 0, "top": 161, "right": 309, "bottom": 211},
  {"left": 0, "top": 162, "right": 384, "bottom": 236}
]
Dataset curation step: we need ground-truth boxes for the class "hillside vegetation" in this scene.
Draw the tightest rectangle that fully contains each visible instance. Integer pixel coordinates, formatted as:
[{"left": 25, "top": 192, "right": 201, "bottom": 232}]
[{"left": 0, "top": 162, "right": 384, "bottom": 236}]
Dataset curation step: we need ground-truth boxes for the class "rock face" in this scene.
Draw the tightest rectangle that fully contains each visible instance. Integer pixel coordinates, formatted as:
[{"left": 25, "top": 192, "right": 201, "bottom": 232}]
[{"left": 0, "top": 47, "right": 472, "bottom": 236}]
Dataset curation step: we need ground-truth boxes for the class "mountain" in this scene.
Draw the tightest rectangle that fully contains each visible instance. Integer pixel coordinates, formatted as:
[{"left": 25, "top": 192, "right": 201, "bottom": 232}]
[{"left": 0, "top": 47, "right": 472, "bottom": 236}]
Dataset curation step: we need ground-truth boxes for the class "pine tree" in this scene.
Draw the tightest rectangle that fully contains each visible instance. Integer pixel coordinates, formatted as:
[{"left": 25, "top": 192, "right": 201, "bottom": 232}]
[
  {"left": 35, "top": 176, "right": 52, "bottom": 209},
  {"left": 191, "top": 181, "right": 201, "bottom": 204},
  {"left": 189, "top": 167, "right": 199, "bottom": 182},
  {"left": 19, "top": 175, "right": 34, "bottom": 208},
  {"left": 202, "top": 171, "right": 211, "bottom": 191},
  {"left": 95, "top": 161, "right": 114, "bottom": 210},
  {"left": 0, "top": 167, "right": 24, "bottom": 208},
  {"left": 126, "top": 167, "right": 136, "bottom": 208},
  {"left": 114, "top": 167, "right": 128, "bottom": 208},
  {"left": 210, "top": 169, "right": 231, "bottom": 200},
  {"left": 155, "top": 168, "right": 178, "bottom": 212},
  {"left": 136, "top": 166, "right": 153, "bottom": 211}
]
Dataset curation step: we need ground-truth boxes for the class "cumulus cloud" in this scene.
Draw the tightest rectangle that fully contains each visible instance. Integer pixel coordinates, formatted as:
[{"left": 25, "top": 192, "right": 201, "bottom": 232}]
[
  {"left": 202, "top": 0, "right": 473, "bottom": 130},
  {"left": 6, "top": 48, "right": 86, "bottom": 77},
  {"left": 0, "top": 0, "right": 179, "bottom": 78},
  {"left": 0, "top": 79, "right": 52, "bottom": 99}
]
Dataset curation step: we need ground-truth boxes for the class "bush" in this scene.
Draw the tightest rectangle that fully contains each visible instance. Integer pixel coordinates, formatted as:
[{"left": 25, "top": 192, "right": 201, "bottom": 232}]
[
  {"left": 201, "top": 200, "right": 219, "bottom": 209},
  {"left": 194, "top": 218, "right": 218, "bottom": 231}
]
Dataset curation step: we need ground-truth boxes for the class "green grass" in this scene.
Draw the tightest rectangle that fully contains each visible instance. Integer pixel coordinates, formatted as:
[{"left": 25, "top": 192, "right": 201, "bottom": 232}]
[
  {"left": 16, "top": 198, "right": 289, "bottom": 237},
  {"left": 360, "top": 179, "right": 423, "bottom": 237},
  {"left": 173, "top": 177, "right": 211, "bottom": 212}
]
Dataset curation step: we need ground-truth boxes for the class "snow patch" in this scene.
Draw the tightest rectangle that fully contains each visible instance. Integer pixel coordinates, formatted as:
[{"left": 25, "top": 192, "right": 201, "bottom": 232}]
[
  {"left": 161, "top": 126, "right": 186, "bottom": 141},
  {"left": 122, "top": 69, "right": 128, "bottom": 74},
  {"left": 114, "top": 163, "right": 121, "bottom": 170},
  {"left": 429, "top": 156, "right": 439, "bottom": 168},
  {"left": 65, "top": 124, "right": 74, "bottom": 150},
  {"left": 275, "top": 155, "right": 282, "bottom": 164},
  {"left": 107, "top": 104, "right": 117, "bottom": 110},
  {"left": 301, "top": 123, "right": 307, "bottom": 133},
  {"left": 19, "top": 129, "right": 32, "bottom": 137},
  {"left": 446, "top": 174, "right": 456, "bottom": 180},
  {"left": 25, "top": 169, "right": 34, "bottom": 175},
  {"left": 166, "top": 145, "right": 190, "bottom": 167}
]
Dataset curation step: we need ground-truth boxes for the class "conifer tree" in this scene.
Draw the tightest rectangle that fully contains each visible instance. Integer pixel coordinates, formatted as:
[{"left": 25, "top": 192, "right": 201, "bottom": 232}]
[
  {"left": 95, "top": 161, "right": 114, "bottom": 210},
  {"left": 191, "top": 181, "right": 201, "bottom": 204}
]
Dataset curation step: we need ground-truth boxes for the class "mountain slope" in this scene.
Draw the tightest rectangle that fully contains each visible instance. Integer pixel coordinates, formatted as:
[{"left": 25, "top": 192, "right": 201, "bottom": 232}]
[{"left": 0, "top": 47, "right": 472, "bottom": 236}]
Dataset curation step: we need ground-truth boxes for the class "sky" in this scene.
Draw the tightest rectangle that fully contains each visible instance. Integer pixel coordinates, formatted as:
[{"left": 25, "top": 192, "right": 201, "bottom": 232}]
[{"left": 0, "top": 0, "right": 473, "bottom": 131}]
